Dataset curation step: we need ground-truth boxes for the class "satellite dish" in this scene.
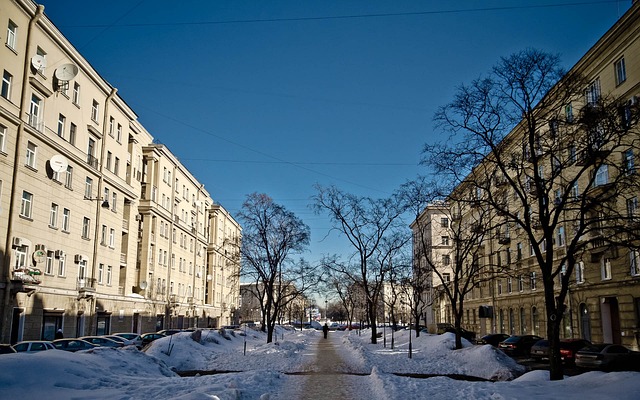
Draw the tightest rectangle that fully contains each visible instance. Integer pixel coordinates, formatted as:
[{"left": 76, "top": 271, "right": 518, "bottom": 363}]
[
  {"left": 33, "top": 249, "right": 46, "bottom": 264},
  {"left": 139, "top": 281, "right": 148, "bottom": 290},
  {"left": 31, "top": 55, "right": 47, "bottom": 71},
  {"left": 49, "top": 155, "right": 69, "bottom": 173},
  {"left": 55, "top": 64, "right": 79, "bottom": 81}
]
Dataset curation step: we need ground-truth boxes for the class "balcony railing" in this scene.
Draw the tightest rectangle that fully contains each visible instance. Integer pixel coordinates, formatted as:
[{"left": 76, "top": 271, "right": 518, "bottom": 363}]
[
  {"left": 87, "top": 154, "right": 99, "bottom": 169},
  {"left": 77, "top": 277, "right": 97, "bottom": 292}
]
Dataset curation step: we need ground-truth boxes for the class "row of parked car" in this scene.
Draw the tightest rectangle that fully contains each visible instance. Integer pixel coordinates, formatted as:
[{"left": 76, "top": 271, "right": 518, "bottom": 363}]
[
  {"left": 476, "top": 333, "right": 640, "bottom": 371},
  {"left": 0, "top": 331, "right": 177, "bottom": 355}
]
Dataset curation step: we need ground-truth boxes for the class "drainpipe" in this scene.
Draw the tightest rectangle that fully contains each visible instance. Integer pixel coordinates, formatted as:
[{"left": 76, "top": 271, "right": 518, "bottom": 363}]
[
  {"left": 86, "top": 87, "right": 117, "bottom": 334},
  {"left": 1, "top": 4, "right": 45, "bottom": 343}
]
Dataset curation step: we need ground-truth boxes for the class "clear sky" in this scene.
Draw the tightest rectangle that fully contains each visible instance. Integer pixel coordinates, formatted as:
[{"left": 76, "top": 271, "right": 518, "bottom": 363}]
[{"left": 38, "top": 0, "right": 631, "bottom": 263}]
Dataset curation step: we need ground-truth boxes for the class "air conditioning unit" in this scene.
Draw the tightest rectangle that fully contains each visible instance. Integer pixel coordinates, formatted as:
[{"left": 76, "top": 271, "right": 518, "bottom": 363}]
[
  {"left": 135, "top": 214, "right": 142, "bottom": 221},
  {"left": 54, "top": 250, "right": 65, "bottom": 259},
  {"left": 12, "top": 237, "right": 23, "bottom": 247},
  {"left": 35, "top": 244, "right": 47, "bottom": 252},
  {"left": 74, "top": 254, "right": 84, "bottom": 263}
]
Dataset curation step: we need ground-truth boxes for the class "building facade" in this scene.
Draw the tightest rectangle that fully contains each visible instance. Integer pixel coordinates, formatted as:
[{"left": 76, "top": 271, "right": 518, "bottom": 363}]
[
  {"left": 413, "top": 2, "right": 640, "bottom": 349},
  {"left": 0, "top": 0, "right": 240, "bottom": 343}
]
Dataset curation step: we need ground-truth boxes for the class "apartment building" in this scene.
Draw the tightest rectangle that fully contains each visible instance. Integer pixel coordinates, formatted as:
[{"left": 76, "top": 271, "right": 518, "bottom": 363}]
[
  {"left": 0, "top": 0, "right": 240, "bottom": 343},
  {"left": 413, "top": 2, "right": 640, "bottom": 349}
]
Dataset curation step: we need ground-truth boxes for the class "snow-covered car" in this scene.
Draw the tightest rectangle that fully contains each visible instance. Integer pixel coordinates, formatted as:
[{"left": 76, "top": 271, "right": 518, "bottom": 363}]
[
  {"left": 12, "top": 341, "right": 56, "bottom": 353},
  {"left": 0, "top": 344, "right": 17, "bottom": 354},
  {"left": 79, "top": 336, "right": 124, "bottom": 348},
  {"left": 140, "top": 333, "right": 166, "bottom": 347}
]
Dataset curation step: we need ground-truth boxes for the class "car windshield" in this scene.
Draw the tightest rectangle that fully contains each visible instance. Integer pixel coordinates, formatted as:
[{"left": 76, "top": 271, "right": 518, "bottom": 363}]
[
  {"left": 581, "top": 344, "right": 608, "bottom": 352},
  {"left": 503, "top": 336, "right": 522, "bottom": 343}
]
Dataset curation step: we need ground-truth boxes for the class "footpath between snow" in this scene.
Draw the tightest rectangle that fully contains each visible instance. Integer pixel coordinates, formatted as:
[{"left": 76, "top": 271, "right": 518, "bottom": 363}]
[{"left": 0, "top": 327, "right": 638, "bottom": 399}]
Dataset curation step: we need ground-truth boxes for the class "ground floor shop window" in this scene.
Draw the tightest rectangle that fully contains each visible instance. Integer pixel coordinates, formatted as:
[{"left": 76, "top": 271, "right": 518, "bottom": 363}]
[
  {"left": 96, "top": 312, "right": 111, "bottom": 335},
  {"left": 42, "top": 311, "right": 63, "bottom": 340}
]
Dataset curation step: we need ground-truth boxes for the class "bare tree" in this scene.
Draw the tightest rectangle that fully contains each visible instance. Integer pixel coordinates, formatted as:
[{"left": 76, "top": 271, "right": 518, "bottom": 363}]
[
  {"left": 424, "top": 48, "right": 640, "bottom": 379},
  {"left": 312, "top": 185, "right": 408, "bottom": 344},
  {"left": 238, "top": 193, "right": 314, "bottom": 343}
]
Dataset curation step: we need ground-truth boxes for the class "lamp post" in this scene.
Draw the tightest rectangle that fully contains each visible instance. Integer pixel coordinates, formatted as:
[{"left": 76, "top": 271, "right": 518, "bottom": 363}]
[{"left": 324, "top": 298, "right": 328, "bottom": 321}]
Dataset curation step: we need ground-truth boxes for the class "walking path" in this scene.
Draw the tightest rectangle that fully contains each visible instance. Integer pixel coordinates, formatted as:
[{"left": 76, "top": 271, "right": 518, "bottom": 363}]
[{"left": 274, "top": 332, "right": 380, "bottom": 399}]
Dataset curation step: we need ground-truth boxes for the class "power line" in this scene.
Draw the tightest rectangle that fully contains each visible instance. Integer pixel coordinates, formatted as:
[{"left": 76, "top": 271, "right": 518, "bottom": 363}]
[{"left": 58, "top": 1, "right": 620, "bottom": 28}]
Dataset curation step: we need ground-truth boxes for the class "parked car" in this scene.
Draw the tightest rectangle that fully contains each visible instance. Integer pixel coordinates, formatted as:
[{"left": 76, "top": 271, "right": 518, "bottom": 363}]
[
  {"left": 530, "top": 339, "right": 592, "bottom": 363},
  {"left": 442, "top": 326, "right": 476, "bottom": 342},
  {"left": 140, "top": 333, "right": 166, "bottom": 347},
  {"left": 575, "top": 344, "right": 640, "bottom": 371},
  {"left": 0, "top": 344, "right": 17, "bottom": 354},
  {"left": 498, "top": 335, "right": 543, "bottom": 357},
  {"left": 79, "top": 336, "right": 124, "bottom": 348},
  {"left": 157, "top": 329, "right": 182, "bottom": 336},
  {"left": 12, "top": 341, "right": 56, "bottom": 353},
  {"left": 113, "top": 333, "right": 143, "bottom": 349},
  {"left": 477, "top": 333, "right": 510, "bottom": 347},
  {"left": 52, "top": 339, "right": 97, "bottom": 352}
]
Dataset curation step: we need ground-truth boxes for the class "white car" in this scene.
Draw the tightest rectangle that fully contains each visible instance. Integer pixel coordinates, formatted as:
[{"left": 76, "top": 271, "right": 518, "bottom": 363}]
[
  {"left": 112, "top": 333, "right": 143, "bottom": 349},
  {"left": 12, "top": 341, "right": 56, "bottom": 353}
]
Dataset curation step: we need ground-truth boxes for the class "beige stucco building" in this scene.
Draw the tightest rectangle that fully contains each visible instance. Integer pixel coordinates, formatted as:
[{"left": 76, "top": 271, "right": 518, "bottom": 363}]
[
  {"left": 412, "top": 2, "right": 640, "bottom": 349},
  {"left": 0, "top": 0, "right": 241, "bottom": 343}
]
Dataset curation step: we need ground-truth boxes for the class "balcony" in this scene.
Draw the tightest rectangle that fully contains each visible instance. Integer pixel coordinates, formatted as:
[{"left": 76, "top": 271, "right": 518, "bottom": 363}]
[
  {"left": 498, "top": 234, "right": 511, "bottom": 244},
  {"left": 86, "top": 154, "right": 99, "bottom": 169},
  {"left": 77, "top": 278, "right": 96, "bottom": 298},
  {"left": 12, "top": 267, "right": 42, "bottom": 285},
  {"left": 120, "top": 253, "right": 127, "bottom": 265},
  {"left": 121, "top": 219, "right": 129, "bottom": 232}
]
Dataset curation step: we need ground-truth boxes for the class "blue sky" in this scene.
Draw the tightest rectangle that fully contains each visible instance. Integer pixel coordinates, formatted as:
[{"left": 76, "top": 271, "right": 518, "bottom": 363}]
[{"left": 39, "top": 0, "right": 630, "bottom": 263}]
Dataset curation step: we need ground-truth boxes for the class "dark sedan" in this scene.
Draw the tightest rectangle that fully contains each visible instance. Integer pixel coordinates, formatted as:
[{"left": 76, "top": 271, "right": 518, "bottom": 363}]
[
  {"left": 140, "top": 333, "right": 166, "bottom": 347},
  {"left": 498, "top": 335, "right": 543, "bottom": 357},
  {"left": 52, "top": 339, "right": 97, "bottom": 352},
  {"left": 477, "top": 333, "right": 510, "bottom": 347},
  {"left": 575, "top": 344, "right": 640, "bottom": 371},
  {"left": 531, "top": 339, "right": 593, "bottom": 363}
]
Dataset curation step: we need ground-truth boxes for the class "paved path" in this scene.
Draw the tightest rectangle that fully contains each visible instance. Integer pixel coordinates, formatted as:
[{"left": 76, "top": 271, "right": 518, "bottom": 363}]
[{"left": 274, "top": 333, "right": 379, "bottom": 399}]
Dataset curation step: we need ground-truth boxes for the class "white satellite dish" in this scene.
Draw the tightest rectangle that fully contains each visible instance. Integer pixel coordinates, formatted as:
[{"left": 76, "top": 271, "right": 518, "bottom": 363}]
[
  {"left": 31, "top": 55, "right": 47, "bottom": 71},
  {"left": 55, "top": 64, "right": 79, "bottom": 81},
  {"left": 49, "top": 154, "right": 69, "bottom": 173},
  {"left": 139, "top": 281, "right": 148, "bottom": 290}
]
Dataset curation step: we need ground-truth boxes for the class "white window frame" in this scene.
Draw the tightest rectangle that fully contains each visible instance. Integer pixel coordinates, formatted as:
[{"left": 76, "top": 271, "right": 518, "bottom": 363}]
[
  {"left": 85, "top": 177, "right": 93, "bottom": 198},
  {"left": 45, "top": 251, "right": 54, "bottom": 275},
  {"left": 6, "top": 20, "right": 17, "bottom": 50},
  {"left": 575, "top": 261, "right": 585, "bottom": 284},
  {"left": 65, "top": 166, "right": 73, "bottom": 189},
  {"left": 82, "top": 217, "right": 90, "bottom": 239},
  {"left": 601, "top": 258, "right": 612, "bottom": 280},
  {"left": 20, "top": 191, "right": 33, "bottom": 218},
  {"left": 57, "top": 114, "right": 66, "bottom": 138},
  {"left": 72, "top": 82, "right": 80, "bottom": 105},
  {"left": 556, "top": 226, "right": 565, "bottom": 247},
  {"left": 0, "top": 124, "right": 6, "bottom": 152},
  {"left": 49, "top": 203, "right": 58, "bottom": 227},
  {"left": 1, "top": 70, "right": 12, "bottom": 100},
  {"left": 630, "top": 250, "right": 640, "bottom": 277},
  {"left": 530, "top": 272, "right": 537, "bottom": 290},
  {"left": 594, "top": 164, "right": 609, "bottom": 186},
  {"left": 26, "top": 141, "right": 37, "bottom": 168},
  {"left": 14, "top": 245, "right": 28, "bottom": 269},
  {"left": 29, "top": 94, "right": 43, "bottom": 131},
  {"left": 98, "top": 263, "right": 104, "bottom": 284},
  {"left": 58, "top": 256, "right": 66, "bottom": 276},
  {"left": 614, "top": 57, "right": 626, "bottom": 86},
  {"left": 62, "top": 208, "right": 70, "bottom": 232},
  {"left": 586, "top": 78, "right": 601, "bottom": 106},
  {"left": 106, "top": 265, "right": 112, "bottom": 285},
  {"left": 91, "top": 100, "right": 99, "bottom": 122},
  {"left": 109, "top": 228, "right": 115, "bottom": 248}
]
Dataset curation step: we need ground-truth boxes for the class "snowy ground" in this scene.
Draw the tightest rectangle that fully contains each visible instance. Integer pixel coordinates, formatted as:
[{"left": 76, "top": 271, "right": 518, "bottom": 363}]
[{"left": 0, "top": 327, "right": 638, "bottom": 399}]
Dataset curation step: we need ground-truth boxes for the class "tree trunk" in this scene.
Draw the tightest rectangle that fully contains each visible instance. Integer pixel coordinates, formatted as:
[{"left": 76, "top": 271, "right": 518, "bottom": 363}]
[
  {"left": 368, "top": 302, "right": 378, "bottom": 344},
  {"left": 547, "top": 310, "right": 564, "bottom": 380}
]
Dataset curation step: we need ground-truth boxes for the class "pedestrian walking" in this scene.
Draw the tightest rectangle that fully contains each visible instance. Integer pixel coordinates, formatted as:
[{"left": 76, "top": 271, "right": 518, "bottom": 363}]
[
  {"left": 55, "top": 329, "right": 63, "bottom": 339},
  {"left": 322, "top": 323, "right": 329, "bottom": 339}
]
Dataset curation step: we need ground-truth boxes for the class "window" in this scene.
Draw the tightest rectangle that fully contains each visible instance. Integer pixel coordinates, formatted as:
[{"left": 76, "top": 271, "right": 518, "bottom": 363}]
[
  {"left": 627, "top": 197, "right": 638, "bottom": 219},
  {"left": 109, "top": 228, "right": 115, "bottom": 247},
  {"left": 58, "top": 256, "right": 65, "bottom": 276},
  {"left": 82, "top": 217, "right": 90, "bottom": 239},
  {"left": 111, "top": 192, "right": 117, "bottom": 212},
  {"left": 576, "top": 261, "right": 585, "bottom": 283},
  {"left": 556, "top": 226, "right": 565, "bottom": 247},
  {"left": 101, "top": 225, "right": 107, "bottom": 245},
  {"left": 65, "top": 166, "right": 73, "bottom": 189},
  {"left": 516, "top": 242, "right": 523, "bottom": 261},
  {"left": 630, "top": 250, "right": 640, "bottom": 277},
  {"left": 45, "top": 251, "right": 54, "bottom": 275},
  {"left": 571, "top": 181, "right": 580, "bottom": 199},
  {"left": 106, "top": 266, "right": 112, "bottom": 285},
  {"left": 1, "top": 70, "right": 12, "bottom": 100},
  {"left": 62, "top": 208, "right": 70, "bottom": 231},
  {"left": 91, "top": 100, "right": 99, "bottom": 122},
  {"left": 20, "top": 191, "right": 33, "bottom": 218},
  {"left": 116, "top": 124, "right": 122, "bottom": 142},
  {"left": 78, "top": 260, "right": 87, "bottom": 280},
  {"left": 106, "top": 151, "right": 112, "bottom": 170},
  {"left": 518, "top": 275, "right": 524, "bottom": 292},
  {"left": 530, "top": 272, "right": 537, "bottom": 290},
  {"left": 114, "top": 157, "right": 120, "bottom": 176},
  {"left": 586, "top": 78, "right": 601, "bottom": 106},
  {"left": 507, "top": 277, "right": 512, "bottom": 293},
  {"left": 98, "top": 264, "right": 104, "bottom": 284},
  {"left": 6, "top": 20, "right": 17, "bottom": 50},
  {"left": 85, "top": 177, "right": 93, "bottom": 198},
  {"left": 35, "top": 47, "right": 47, "bottom": 73},
  {"left": 109, "top": 117, "right": 114, "bottom": 137},
  {"left": 87, "top": 138, "right": 97, "bottom": 168},
  {"left": 439, "top": 252, "right": 452, "bottom": 271},
  {"left": 69, "top": 123, "right": 76, "bottom": 145},
  {"left": 49, "top": 203, "right": 58, "bottom": 227},
  {"left": 57, "top": 114, "right": 66, "bottom": 138},
  {"left": 442, "top": 273, "right": 451, "bottom": 283},
  {"left": 601, "top": 258, "right": 612, "bottom": 280},
  {"left": 72, "top": 82, "right": 80, "bottom": 105},
  {"left": 0, "top": 124, "right": 5, "bottom": 152},
  {"left": 623, "top": 149, "right": 635, "bottom": 175},
  {"left": 594, "top": 164, "right": 609, "bottom": 186},
  {"left": 497, "top": 280, "right": 502, "bottom": 295},
  {"left": 565, "top": 103, "right": 574, "bottom": 123},
  {"left": 29, "top": 94, "right": 43, "bottom": 131},
  {"left": 440, "top": 217, "right": 449, "bottom": 228},
  {"left": 614, "top": 57, "right": 626, "bottom": 86},
  {"left": 26, "top": 141, "right": 37, "bottom": 168},
  {"left": 441, "top": 236, "right": 449, "bottom": 245}
]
